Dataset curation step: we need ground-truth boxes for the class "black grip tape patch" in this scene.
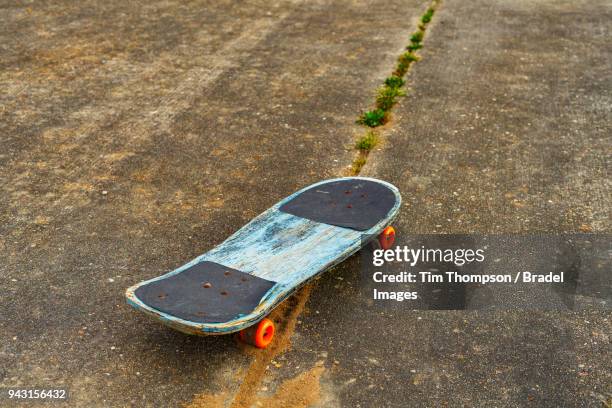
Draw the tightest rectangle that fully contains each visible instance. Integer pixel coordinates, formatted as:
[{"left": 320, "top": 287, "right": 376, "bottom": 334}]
[
  {"left": 279, "top": 179, "right": 397, "bottom": 231},
  {"left": 135, "top": 261, "right": 276, "bottom": 324}
]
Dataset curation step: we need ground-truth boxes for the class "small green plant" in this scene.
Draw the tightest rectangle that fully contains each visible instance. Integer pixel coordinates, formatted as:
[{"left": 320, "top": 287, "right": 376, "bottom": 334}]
[
  {"left": 406, "top": 43, "right": 423, "bottom": 52},
  {"left": 384, "top": 75, "right": 405, "bottom": 89},
  {"left": 394, "top": 52, "right": 420, "bottom": 76},
  {"left": 355, "top": 131, "right": 378, "bottom": 151},
  {"left": 395, "top": 61, "right": 409, "bottom": 77},
  {"left": 421, "top": 8, "right": 434, "bottom": 23},
  {"left": 357, "top": 109, "right": 386, "bottom": 127},
  {"left": 399, "top": 51, "right": 420, "bottom": 64},
  {"left": 410, "top": 30, "right": 424, "bottom": 44},
  {"left": 376, "top": 85, "right": 405, "bottom": 111},
  {"left": 351, "top": 154, "right": 367, "bottom": 174},
  {"left": 396, "top": 63, "right": 410, "bottom": 76}
]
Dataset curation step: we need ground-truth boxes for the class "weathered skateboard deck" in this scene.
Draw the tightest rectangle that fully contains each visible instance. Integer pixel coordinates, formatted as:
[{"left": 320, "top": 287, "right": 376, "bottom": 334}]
[{"left": 126, "top": 177, "right": 401, "bottom": 339}]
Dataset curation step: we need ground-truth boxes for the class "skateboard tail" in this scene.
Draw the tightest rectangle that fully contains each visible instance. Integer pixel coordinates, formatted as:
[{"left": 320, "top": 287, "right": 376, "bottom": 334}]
[{"left": 125, "top": 282, "right": 288, "bottom": 335}]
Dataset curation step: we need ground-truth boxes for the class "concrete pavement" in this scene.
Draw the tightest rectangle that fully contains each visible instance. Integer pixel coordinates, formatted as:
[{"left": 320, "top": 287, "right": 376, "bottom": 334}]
[
  {"left": 1, "top": 0, "right": 610, "bottom": 407},
  {"left": 0, "top": 0, "right": 429, "bottom": 406},
  {"left": 192, "top": 0, "right": 611, "bottom": 406}
]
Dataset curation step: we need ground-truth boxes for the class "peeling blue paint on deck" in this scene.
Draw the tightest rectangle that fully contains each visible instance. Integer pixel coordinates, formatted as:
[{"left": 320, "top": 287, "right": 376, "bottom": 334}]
[{"left": 126, "top": 177, "right": 401, "bottom": 335}]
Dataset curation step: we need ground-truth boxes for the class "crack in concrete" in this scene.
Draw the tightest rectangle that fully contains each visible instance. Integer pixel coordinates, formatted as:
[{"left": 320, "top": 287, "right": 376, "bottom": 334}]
[
  {"left": 185, "top": 284, "right": 313, "bottom": 408},
  {"left": 350, "top": 0, "right": 442, "bottom": 176}
]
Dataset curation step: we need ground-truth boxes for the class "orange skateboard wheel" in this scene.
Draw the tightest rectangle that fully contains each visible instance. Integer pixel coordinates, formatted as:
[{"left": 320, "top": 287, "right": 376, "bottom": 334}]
[
  {"left": 379, "top": 225, "right": 396, "bottom": 250},
  {"left": 239, "top": 318, "right": 275, "bottom": 348}
]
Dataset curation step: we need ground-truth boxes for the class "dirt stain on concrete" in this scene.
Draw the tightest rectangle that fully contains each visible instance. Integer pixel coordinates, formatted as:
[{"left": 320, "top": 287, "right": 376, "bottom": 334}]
[
  {"left": 187, "top": 391, "right": 230, "bottom": 408},
  {"left": 253, "top": 363, "right": 325, "bottom": 408},
  {"left": 229, "top": 283, "right": 314, "bottom": 408},
  {"left": 185, "top": 284, "right": 314, "bottom": 408},
  {"left": 185, "top": 361, "right": 325, "bottom": 408}
]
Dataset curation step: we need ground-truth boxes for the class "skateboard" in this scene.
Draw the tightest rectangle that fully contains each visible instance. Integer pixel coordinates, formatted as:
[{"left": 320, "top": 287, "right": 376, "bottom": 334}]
[{"left": 126, "top": 177, "right": 401, "bottom": 348}]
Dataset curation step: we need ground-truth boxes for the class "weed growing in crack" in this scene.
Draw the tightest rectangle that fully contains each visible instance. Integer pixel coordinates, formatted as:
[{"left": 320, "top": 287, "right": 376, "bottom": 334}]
[
  {"left": 421, "top": 8, "right": 435, "bottom": 23},
  {"left": 357, "top": 109, "right": 386, "bottom": 127},
  {"left": 384, "top": 75, "right": 406, "bottom": 89},
  {"left": 410, "top": 30, "right": 424, "bottom": 44},
  {"left": 355, "top": 131, "right": 378, "bottom": 152},
  {"left": 406, "top": 42, "right": 423, "bottom": 52},
  {"left": 400, "top": 51, "right": 420, "bottom": 64},
  {"left": 395, "top": 61, "right": 409, "bottom": 77},
  {"left": 350, "top": 0, "right": 439, "bottom": 175},
  {"left": 351, "top": 154, "right": 367, "bottom": 174},
  {"left": 376, "top": 85, "right": 405, "bottom": 111},
  {"left": 394, "top": 52, "right": 420, "bottom": 76}
]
